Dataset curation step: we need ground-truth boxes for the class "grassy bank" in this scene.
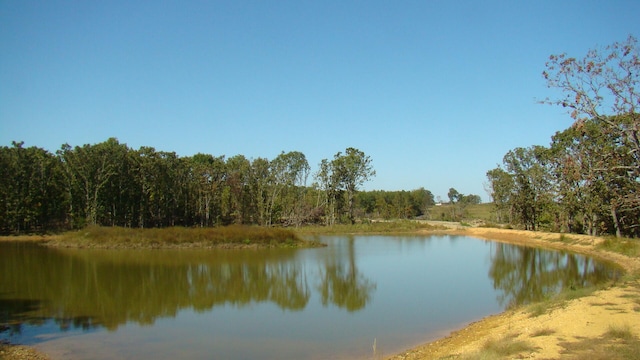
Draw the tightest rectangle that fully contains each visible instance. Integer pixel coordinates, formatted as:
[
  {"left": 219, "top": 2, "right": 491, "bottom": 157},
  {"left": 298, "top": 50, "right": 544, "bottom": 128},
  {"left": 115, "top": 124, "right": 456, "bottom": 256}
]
[{"left": 42, "top": 225, "right": 321, "bottom": 249}]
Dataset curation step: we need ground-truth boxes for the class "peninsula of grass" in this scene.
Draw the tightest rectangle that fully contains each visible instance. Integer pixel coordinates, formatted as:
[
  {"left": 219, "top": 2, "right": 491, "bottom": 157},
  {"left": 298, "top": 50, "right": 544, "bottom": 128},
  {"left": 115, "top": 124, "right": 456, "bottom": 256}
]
[{"left": 45, "top": 225, "right": 322, "bottom": 249}]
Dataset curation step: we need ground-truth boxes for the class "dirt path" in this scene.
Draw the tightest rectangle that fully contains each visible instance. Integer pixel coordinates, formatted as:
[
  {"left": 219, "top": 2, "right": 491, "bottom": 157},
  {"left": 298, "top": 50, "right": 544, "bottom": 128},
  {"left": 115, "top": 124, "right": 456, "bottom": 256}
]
[{"left": 387, "top": 227, "right": 640, "bottom": 360}]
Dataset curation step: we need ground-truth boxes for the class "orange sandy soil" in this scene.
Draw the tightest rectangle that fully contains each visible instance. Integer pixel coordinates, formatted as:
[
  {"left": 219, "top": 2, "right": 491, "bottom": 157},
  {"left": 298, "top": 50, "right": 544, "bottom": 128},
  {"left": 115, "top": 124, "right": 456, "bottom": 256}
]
[{"left": 387, "top": 227, "right": 640, "bottom": 360}]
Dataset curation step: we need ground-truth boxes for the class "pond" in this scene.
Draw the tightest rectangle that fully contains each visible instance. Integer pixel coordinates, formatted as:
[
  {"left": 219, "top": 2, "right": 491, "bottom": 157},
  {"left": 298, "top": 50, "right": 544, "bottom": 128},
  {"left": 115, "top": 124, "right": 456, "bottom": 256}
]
[{"left": 0, "top": 235, "right": 620, "bottom": 359}]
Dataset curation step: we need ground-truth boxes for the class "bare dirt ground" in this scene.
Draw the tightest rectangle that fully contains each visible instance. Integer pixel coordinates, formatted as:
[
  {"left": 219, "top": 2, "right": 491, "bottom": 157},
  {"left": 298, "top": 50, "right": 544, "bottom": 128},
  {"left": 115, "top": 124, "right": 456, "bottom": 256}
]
[{"left": 387, "top": 226, "right": 640, "bottom": 360}]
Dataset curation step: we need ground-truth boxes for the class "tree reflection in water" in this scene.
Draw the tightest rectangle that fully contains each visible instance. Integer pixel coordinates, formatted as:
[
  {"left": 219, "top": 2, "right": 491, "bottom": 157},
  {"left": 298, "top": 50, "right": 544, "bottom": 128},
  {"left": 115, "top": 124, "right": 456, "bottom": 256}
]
[
  {"left": 317, "top": 237, "right": 376, "bottom": 312},
  {"left": 488, "top": 242, "right": 620, "bottom": 308},
  {"left": 0, "top": 237, "right": 619, "bottom": 346},
  {"left": 0, "top": 243, "right": 315, "bottom": 333},
  {"left": 0, "top": 240, "right": 377, "bottom": 337}
]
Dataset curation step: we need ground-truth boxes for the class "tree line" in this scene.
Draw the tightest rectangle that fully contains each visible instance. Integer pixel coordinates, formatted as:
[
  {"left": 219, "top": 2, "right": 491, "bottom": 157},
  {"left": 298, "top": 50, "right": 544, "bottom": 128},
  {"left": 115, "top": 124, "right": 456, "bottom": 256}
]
[
  {"left": 486, "top": 36, "right": 639, "bottom": 238},
  {"left": 0, "top": 140, "right": 434, "bottom": 234}
]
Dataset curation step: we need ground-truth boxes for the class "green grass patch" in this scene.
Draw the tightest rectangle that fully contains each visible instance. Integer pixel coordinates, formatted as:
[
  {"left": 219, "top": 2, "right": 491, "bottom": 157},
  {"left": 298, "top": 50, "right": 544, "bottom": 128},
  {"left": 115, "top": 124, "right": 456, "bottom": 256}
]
[
  {"left": 597, "top": 237, "right": 640, "bottom": 257},
  {"left": 51, "top": 225, "right": 321, "bottom": 249}
]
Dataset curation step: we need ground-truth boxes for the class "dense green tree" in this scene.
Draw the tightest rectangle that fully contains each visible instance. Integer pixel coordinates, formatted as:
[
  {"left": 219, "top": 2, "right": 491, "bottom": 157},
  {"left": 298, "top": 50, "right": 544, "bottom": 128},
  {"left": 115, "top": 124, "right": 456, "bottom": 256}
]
[
  {"left": 223, "top": 155, "right": 252, "bottom": 224},
  {"left": 329, "top": 148, "right": 376, "bottom": 224},
  {"left": 483, "top": 37, "right": 639, "bottom": 236},
  {"left": 486, "top": 167, "right": 514, "bottom": 223},
  {"left": 1, "top": 139, "right": 402, "bottom": 231},
  {"left": 447, "top": 188, "right": 460, "bottom": 204},
  {"left": 190, "top": 153, "right": 226, "bottom": 227},
  {"left": 550, "top": 116, "right": 639, "bottom": 236},
  {"left": 266, "top": 151, "right": 310, "bottom": 226},
  {"left": 249, "top": 157, "right": 271, "bottom": 226},
  {"left": 0, "top": 142, "right": 66, "bottom": 233},
  {"left": 312, "top": 149, "right": 376, "bottom": 225},
  {"left": 58, "top": 139, "right": 123, "bottom": 226},
  {"left": 314, "top": 158, "right": 340, "bottom": 225},
  {"left": 501, "top": 146, "right": 554, "bottom": 231},
  {"left": 543, "top": 35, "right": 639, "bottom": 214}
]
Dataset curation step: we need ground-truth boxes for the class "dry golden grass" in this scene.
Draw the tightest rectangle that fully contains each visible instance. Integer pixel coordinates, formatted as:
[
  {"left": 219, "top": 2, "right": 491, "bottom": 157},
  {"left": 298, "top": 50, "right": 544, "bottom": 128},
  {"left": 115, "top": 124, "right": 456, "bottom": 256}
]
[{"left": 46, "top": 225, "right": 319, "bottom": 249}]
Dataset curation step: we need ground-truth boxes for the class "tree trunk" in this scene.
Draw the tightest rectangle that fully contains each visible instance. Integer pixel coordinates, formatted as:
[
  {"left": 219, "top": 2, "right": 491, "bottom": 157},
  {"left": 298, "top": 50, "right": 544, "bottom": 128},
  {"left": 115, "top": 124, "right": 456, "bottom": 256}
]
[{"left": 611, "top": 204, "right": 622, "bottom": 238}]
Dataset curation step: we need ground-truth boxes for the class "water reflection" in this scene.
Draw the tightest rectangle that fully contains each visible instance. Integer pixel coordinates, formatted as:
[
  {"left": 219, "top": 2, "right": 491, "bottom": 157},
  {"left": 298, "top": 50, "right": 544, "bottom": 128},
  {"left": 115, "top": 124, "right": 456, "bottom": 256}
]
[
  {"left": 317, "top": 236, "right": 376, "bottom": 311},
  {"left": 488, "top": 242, "right": 620, "bottom": 308},
  {"left": 0, "top": 236, "right": 621, "bottom": 353},
  {"left": 0, "top": 244, "right": 322, "bottom": 334}
]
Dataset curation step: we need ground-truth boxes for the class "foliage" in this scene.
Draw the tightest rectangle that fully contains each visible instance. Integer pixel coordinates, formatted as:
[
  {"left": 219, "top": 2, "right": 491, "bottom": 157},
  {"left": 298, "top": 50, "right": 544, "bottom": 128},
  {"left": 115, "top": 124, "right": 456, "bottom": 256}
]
[
  {"left": 2, "top": 139, "right": 444, "bottom": 233},
  {"left": 356, "top": 188, "right": 434, "bottom": 220},
  {"left": 0, "top": 142, "right": 67, "bottom": 233},
  {"left": 542, "top": 36, "right": 639, "bottom": 185},
  {"left": 442, "top": 187, "right": 482, "bottom": 221},
  {"left": 313, "top": 148, "right": 375, "bottom": 225},
  {"left": 487, "top": 37, "right": 640, "bottom": 237}
]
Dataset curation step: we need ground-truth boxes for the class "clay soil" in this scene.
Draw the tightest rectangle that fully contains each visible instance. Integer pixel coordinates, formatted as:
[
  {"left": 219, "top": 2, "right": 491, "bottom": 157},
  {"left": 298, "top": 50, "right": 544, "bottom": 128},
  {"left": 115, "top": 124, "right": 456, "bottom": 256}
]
[{"left": 387, "top": 227, "right": 640, "bottom": 360}]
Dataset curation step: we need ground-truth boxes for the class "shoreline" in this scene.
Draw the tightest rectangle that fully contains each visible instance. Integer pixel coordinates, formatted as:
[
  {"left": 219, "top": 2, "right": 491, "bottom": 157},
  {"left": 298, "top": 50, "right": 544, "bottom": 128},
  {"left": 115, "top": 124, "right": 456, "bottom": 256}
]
[{"left": 387, "top": 227, "right": 640, "bottom": 359}]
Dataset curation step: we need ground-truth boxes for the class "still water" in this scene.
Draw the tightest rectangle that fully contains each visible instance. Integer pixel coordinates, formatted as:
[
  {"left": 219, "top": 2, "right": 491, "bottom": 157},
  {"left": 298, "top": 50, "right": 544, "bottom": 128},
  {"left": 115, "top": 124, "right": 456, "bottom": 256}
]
[{"left": 0, "top": 235, "right": 619, "bottom": 359}]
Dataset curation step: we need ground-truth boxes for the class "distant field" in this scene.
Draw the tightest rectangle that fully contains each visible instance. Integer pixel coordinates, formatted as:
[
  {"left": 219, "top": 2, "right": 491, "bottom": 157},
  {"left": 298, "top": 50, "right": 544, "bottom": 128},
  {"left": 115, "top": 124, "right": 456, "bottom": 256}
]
[{"left": 428, "top": 203, "right": 495, "bottom": 222}]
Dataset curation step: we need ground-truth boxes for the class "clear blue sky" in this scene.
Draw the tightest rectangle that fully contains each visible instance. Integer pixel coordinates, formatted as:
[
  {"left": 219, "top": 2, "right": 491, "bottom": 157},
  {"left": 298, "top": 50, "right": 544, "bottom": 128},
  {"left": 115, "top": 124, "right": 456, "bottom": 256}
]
[{"left": 1, "top": 1, "right": 639, "bottom": 202}]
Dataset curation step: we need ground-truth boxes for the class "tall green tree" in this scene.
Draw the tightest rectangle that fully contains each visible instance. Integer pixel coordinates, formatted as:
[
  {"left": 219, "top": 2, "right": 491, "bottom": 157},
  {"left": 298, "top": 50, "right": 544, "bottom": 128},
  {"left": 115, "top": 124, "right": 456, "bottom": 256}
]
[
  {"left": 0, "top": 142, "right": 66, "bottom": 233},
  {"left": 190, "top": 153, "right": 226, "bottom": 227},
  {"left": 550, "top": 116, "right": 638, "bottom": 236},
  {"left": 266, "top": 151, "right": 310, "bottom": 226},
  {"left": 249, "top": 157, "right": 271, "bottom": 226},
  {"left": 330, "top": 148, "right": 375, "bottom": 224},
  {"left": 313, "top": 159, "right": 339, "bottom": 225},
  {"left": 223, "top": 155, "right": 252, "bottom": 224},
  {"left": 502, "top": 146, "right": 554, "bottom": 231},
  {"left": 486, "top": 167, "right": 514, "bottom": 223},
  {"left": 57, "top": 138, "right": 123, "bottom": 226}
]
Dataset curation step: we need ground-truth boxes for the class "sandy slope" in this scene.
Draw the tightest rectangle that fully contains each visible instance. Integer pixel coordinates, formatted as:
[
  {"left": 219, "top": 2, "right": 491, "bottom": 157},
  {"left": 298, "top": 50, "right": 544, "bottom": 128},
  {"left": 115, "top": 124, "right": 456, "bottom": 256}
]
[{"left": 387, "top": 227, "right": 640, "bottom": 360}]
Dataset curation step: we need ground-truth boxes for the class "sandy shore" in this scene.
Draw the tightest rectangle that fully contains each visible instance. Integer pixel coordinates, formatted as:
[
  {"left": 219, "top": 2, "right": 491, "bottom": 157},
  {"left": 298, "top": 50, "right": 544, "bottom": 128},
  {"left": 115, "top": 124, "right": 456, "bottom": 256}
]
[{"left": 387, "top": 227, "right": 640, "bottom": 359}]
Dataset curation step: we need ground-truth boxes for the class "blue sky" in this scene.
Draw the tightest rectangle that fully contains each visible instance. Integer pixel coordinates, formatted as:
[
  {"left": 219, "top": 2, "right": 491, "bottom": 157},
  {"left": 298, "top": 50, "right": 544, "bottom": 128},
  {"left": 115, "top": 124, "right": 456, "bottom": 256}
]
[{"left": 1, "top": 1, "right": 639, "bottom": 201}]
